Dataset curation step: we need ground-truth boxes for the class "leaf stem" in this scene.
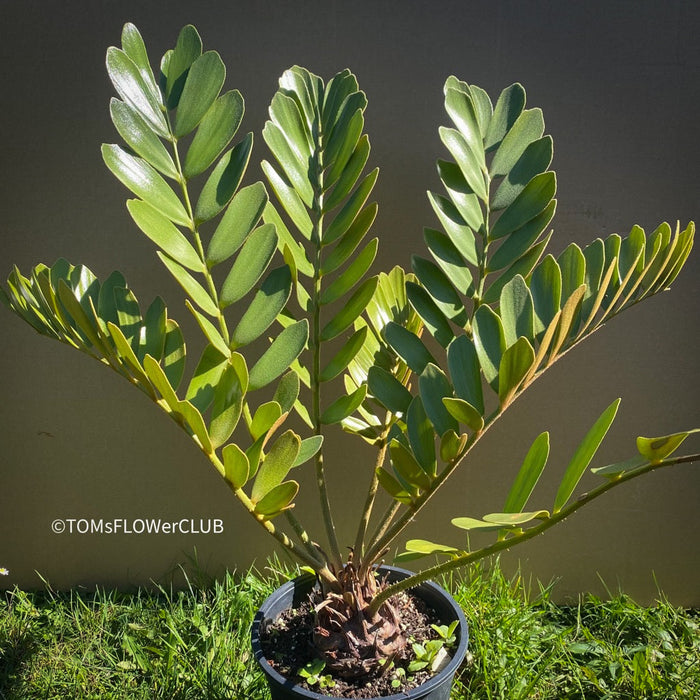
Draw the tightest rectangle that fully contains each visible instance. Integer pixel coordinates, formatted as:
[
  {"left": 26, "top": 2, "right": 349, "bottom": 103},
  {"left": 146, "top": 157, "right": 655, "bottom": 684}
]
[
  {"left": 367, "top": 451, "right": 700, "bottom": 615},
  {"left": 353, "top": 424, "right": 391, "bottom": 559}
]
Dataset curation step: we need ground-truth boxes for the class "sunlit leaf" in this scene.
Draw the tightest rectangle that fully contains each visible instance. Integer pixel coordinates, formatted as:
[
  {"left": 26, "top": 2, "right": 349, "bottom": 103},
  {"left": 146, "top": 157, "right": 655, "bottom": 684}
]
[
  {"left": 251, "top": 430, "right": 301, "bottom": 502},
  {"left": 127, "top": 200, "right": 202, "bottom": 271},
  {"left": 109, "top": 99, "right": 177, "bottom": 179},
  {"left": 503, "top": 432, "right": 549, "bottom": 513},
  {"left": 102, "top": 145, "right": 190, "bottom": 227},
  {"left": 223, "top": 443, "right": 250, "bottom": 488},
  {"left": 553, "top": 399, "right": 620, "bottom": 512}
]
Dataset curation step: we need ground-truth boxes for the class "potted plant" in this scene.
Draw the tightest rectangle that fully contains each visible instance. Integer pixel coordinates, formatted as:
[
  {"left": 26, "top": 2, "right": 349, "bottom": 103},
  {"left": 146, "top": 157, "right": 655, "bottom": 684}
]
[{"left": 2, "top": 22, "right": 698, "bottom": 698}]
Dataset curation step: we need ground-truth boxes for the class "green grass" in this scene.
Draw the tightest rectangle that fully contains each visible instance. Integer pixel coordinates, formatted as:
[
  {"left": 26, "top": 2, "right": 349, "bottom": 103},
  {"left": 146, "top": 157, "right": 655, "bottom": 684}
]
[{"left": 1, "top": 560, "right": 698, "bottom": 699}]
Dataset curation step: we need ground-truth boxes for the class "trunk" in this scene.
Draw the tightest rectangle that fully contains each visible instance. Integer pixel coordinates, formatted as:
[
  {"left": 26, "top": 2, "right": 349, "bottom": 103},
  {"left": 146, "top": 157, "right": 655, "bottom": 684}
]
[{"left": 312, "top": 562, "right": 407, "bottom": 679}]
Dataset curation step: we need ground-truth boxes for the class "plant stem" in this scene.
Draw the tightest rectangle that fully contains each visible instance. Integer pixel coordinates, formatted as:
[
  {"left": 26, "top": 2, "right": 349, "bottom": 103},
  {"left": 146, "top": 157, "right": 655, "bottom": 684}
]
[
  {"left": 309, "top": 154, "right": 342, "bottom": 572},
  {"left": 168, "top": 131, "right": 231, "bottom": 346},
  {"left": 353, "top": 424, "right": 391, "bottom": 559},
  {"left": 367, "top": 452, "right": 700, "bottom": 615}
]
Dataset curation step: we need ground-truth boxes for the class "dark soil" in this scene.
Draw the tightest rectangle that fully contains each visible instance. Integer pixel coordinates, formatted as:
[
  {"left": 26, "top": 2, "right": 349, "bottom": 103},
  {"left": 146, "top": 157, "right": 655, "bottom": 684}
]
[{"left": 259, "top": 587, "right": 449, "bottom": 698}]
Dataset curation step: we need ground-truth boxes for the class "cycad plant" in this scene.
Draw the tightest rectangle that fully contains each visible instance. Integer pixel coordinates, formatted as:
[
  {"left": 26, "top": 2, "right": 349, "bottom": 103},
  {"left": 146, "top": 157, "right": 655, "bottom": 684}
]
[{"left": 2, "top": 23, "right": 698, "bottom": 683}]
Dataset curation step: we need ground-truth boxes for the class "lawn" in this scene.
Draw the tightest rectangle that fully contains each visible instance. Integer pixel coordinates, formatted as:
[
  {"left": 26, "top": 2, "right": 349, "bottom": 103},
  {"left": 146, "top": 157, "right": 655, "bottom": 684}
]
[{"left": 1, "top": 560, "right": 698, "bottom": 699}]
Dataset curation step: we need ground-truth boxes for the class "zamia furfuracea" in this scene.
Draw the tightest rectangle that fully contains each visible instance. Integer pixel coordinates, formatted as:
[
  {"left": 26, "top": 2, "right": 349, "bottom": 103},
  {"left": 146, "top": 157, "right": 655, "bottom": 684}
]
[{"left": 2, "top": 22, "right": 698, "bottom": 683}]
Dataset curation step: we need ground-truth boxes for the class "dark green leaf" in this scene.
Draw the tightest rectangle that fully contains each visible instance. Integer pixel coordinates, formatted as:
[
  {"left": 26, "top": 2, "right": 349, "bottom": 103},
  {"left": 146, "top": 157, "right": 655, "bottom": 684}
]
[
  {"left": 195, "top": 134, "right": 253, "bottom": 223},
  {"left": 419, "top": 364, "right": 459, "bottom": 437},
  {"left": 113, "top": 286, "right": 142, "bottom": 346},
  {"left": 97, "top": 270, "right": 126, "bottom": 327},
  {"left": 499, "top": 275, "right": 534, "bottom": 347},
  {"left": 248, "top": 320, "right": 308, "bottom": 391},
  {"left": 174, "top": 51, "right": 225, "bottom": 137},
  {"left": 482, "top": 235, "right": 551, "bottom": 305},
  {"left": 231, "top": 266, "right": 292, "bottom": 347},
  {"left": 321, "top": 238, "right": 378, "bottom": 305},
  {"left": 367, "top": 366, "right": 412, "bottom": 415},
  {"left": 447, "top": 335, "right": 484, "bottom": 414},
  {"left": 207, "top": 182, "right": 268, "bottom": 267},
  {"left": 325, "top": 108, "right": 365, "bottom": 186},
  {"left": 324, "top": 169, "right": 378, "bottom": 245},
  {"left": 250, "top": 401, "right": 283, "bottom": 441},
  {"left": 412, "top": 256, "right": 467, "bottom": 326},
  {"left": 530, "top": 257, "right": 560, "bottom": 338},
  {"left": 320, "top": 327, "right": 367, "bottom": 382},
  {"left": 484, "top": 82, "right": 525, "bottom": 151},
  {"left": 269, "top": 91, "right": 312, "bottom": 159},
  {"left": 184, "top": 90, "right": 244, "bottom": 178},
  {"left": 320, "top": 276, "right": 377, "bottom": 340},
  {"left": 384, "top": 321, "right": 436, "bottom": 375},
  {"left": 436, "top": 160, "right": 484, "bottom": 231},
  {"left": 261, "top": 160, "right": 314, "bottom": 238},
  {"left": 427, "top": 192, "right": 478, "bottom": 266},
  {"left": 141, "top": 296, "right": 167, "bottom": 361},
  {"left": 490, "top": 108, "right": 544, "bottom": 177},
  {"left": 490, "top": 171, "right": 556, "bottom": 240},
  {"left": 444, "top": 87, "right": 485, "bottom": 166},
  {"left": 324, "top": 135, "right": 370, "bottom": 211},
  {"left": 164, "top": 25, "right": 202, "bottom": 109},
  {"left": 406, "top": 281, "right": 454, "bottom": 348},
  {"left": 491, "top": 136, "right": 553, "bottom": 211},
  {"left": 472, "top": 304, "right": 505, "bottom": 390},
  {"left": 424, "top": 228, "right": 474, "bottom": 295},
  {"left": 558, "top": 243, "right": 586, "bottom": 302},
  {"left": 487, "top": 200, "right": 555, "bottom": 272},
  {"left": 102, "top": 145, "right": 190, "bottom": 227},
  {"left": 391, "top": 439, "right": 432, "bottom": 491},
  {"left": 321, "top": 203, "right": 378, "bottom": 275},
  {"left": 120, "top": 23, "right": 159, "bottom": 104},
  {"left": 185, "top": 300, "right": 229, "bottom": 357},
  {"left": 262, "top": 121, "right": 314, "bottom": 207},
  {"left": 220, "top": 223, "right": 278, "bottom": 307},
  {"left": 320, "top": 384, "right": 367, "bottom": 424},
  {"left": 376, "top": 468, "right": 413, "bottom": 504},
  {"left": 553, "top": 399, "right": 620, "bottom": 512},
  {"left": 407, "top": 396, "right": 437, "bottom": 475}
]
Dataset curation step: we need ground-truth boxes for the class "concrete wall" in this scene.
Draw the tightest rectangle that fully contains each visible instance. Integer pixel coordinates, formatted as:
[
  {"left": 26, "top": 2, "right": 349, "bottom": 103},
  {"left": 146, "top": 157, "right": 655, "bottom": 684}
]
[{"left": 1, "top": 0, "right": 698, "bottom": 604}]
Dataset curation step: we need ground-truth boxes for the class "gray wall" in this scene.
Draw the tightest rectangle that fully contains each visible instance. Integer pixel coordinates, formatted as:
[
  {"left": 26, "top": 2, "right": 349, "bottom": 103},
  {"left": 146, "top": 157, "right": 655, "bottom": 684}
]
[{"left": 1, "top": 0, "right": 698, "bottom": 604}]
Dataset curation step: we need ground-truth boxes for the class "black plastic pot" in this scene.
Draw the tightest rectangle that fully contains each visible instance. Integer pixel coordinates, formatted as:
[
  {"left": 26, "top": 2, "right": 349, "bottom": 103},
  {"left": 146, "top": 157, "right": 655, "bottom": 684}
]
[{"left": 251, "top": 565, "right": 468, "bottom": 700}]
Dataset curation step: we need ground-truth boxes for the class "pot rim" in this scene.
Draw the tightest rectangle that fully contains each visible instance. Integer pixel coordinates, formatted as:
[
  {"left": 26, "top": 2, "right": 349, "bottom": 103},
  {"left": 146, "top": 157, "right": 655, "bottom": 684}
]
[{"left": 251, "top": 565, "right": 469, "bottom": 700}]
